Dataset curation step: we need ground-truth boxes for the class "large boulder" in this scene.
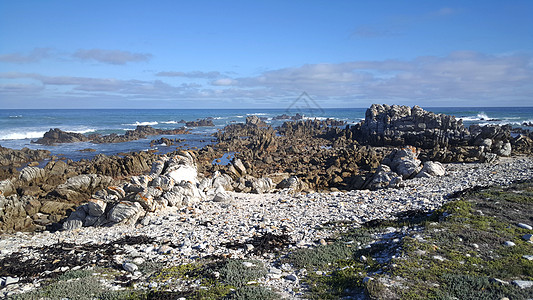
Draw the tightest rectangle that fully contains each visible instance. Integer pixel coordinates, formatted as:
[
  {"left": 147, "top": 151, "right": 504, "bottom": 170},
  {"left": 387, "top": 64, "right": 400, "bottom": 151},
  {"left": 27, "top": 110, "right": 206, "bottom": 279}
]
[
  {"left": 382, "top": 147, "right": 422, "bottom": 179},
  {"left": 108, "top": 201, "right": 144, "bottom": 224},
  {"left": 415, "top": 161, "right": 446, "bottom": 178},
  {"left": 363, "top": 165, "right": 402, "bottom": 190},
  {"left": 54, "top": 174, "right": 115, "bottom": 201}
]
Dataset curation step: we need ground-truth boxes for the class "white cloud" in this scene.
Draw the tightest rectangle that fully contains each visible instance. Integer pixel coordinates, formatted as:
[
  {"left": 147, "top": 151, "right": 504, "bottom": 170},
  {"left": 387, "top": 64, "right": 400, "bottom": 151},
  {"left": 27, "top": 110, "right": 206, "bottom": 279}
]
[
  {"left": 211, "top": 78, "right": 237, "bottom": 86},
  {"left": 73, "top": 49, "right": 152, "bottom": 65},
  {"left": 156, "top": 71, "right": 221, "bottom": 78},
  {"left": 0, "top": 48, "right": 53, "bottom": 63}
]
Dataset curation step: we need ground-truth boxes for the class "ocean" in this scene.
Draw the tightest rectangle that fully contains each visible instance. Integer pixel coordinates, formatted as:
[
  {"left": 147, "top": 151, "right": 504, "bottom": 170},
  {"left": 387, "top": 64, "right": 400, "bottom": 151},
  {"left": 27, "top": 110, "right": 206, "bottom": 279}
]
[{"left": 1, "top": 107, "right": 532, "bottom": 162}]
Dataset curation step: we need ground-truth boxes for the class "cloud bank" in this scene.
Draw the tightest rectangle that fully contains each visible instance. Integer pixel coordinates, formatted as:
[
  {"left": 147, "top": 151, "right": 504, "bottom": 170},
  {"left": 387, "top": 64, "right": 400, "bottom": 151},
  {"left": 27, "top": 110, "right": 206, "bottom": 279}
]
[
  {"left": 0, "top": 48, "right": 54, "bottom": 63},
  {"left": 73, "top": 49, "right": 152, "bottom": 65},
  {"left": 1, "top": 51, "right": 532, "bottom": 107}
]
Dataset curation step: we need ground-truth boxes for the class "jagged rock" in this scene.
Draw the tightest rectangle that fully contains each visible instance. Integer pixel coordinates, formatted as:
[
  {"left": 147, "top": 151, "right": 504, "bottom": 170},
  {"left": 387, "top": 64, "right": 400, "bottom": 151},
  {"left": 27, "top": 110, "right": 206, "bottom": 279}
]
[
  {"left": 0, "top": 195, "right": 33, "bottom": 232},
  {"left": 233, "top": 158, "right": 247, "bottom": 176},
  {"left": 416, "top": 161, "right": 446, "bottom": 178},
  {"left": 0, "top": 180, "right": 15, "bottom": 196},
  {"left": 185, "top": 118, "right": 214, "bottom": 127},
  {"left": 150, "top": 159, "right": 166, "bottom": 176},
  {"left": 33, "top": 128, "right": 90, "bottom": 145},
  {"left": 0, "top": 146, "right": 50, "bottom": 168},
  {"left": 108, "top": 201, "right": 144, "bottom": 224},
  {"left": 246, "top": 115, "right": 266, "bottom": 127},
  {"left": 19, "top": 166, "right": 46, "bottom": 183},
  {"left": 130, "top": 175, "right": 153, "bottom": 187},
  {"left": 24, "top": 197, "right": 41, "bottom": 215},
  {"left": 86, "top": 199, "right": 107, "bottom": 217},
  {"left": 44, "top": 160, "right": 68, "bottom": 176},
  {"left": 382, "top": 147, "right": 422, "bottom": 179},
  {"left": 251, "top": 177, "right": 274, "bottom": 194},
  {"left": 364, "top": 165, "right": 402, "bottom": 190},
  {"left": 212, "top": 172, "right": 233, "bottom": 191},
  {"left": 150, "top": 175, "right": 175, "bottom": 191},
  {"left": 39, "top": 201, "right": 74, "bottom": 215},
  {"left": 213, "top": 191, "right": 233, "bottom": 202},
  {"left": 54, "top": 174, "right": 115, "bottom": 201},
  {"left": 277, "top": 176, "right": 301, "bottom": 191}
]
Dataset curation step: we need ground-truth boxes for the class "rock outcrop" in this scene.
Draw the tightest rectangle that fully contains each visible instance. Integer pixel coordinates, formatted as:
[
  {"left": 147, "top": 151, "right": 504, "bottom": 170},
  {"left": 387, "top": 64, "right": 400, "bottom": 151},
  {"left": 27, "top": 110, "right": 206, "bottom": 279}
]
[
  {"left": 0, "top": 146, "right": 50, "bottom": 170},
  {"left": 33, "top": 126, "right": 189, "bottom": 145},
  {"left": 61, "top": 151, "right": 205, "bottom": 230},
  {"left": 185, "top": 118, "right": 214, "bottom": 127}
]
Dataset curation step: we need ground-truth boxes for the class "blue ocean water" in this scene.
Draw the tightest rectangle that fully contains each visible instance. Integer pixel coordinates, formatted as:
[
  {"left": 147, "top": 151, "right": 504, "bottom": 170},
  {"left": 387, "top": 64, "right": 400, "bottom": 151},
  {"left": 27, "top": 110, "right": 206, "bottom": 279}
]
[{"left": 0, "top": 107, "right": 532, "bottom": 161}]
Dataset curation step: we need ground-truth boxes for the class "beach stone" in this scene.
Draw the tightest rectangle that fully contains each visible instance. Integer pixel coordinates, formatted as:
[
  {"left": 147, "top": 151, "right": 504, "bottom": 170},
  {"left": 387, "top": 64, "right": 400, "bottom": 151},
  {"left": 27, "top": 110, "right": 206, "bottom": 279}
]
[
  {"left": 108, "top": 201, "right": 144, "bottom": 224},
  {"left": 285, "top": 274, "right": 298, "bottom": 282},
  {"left": 87, "top": 199, "right": 107, "bottom": 217},
  {"left": 123, "top": 262, "right": 138, "bottom": 273},
  {"left": 512, "top": 280, "right": 533, "bottom": 289},
  {"left": 522, "top": 234, "right": 533, "bottom": 241},
  {"left": 489, "top": 278, "right": 508, "bottom": 285},
  {"left": 518, "top": 223, "right": 533, "bottom": 230},
  {"left": 503, "top": 241, "right": 516, "bottom": 247},
  {"left": 1, "top": 276, "right": 19, "bottom": 287}
]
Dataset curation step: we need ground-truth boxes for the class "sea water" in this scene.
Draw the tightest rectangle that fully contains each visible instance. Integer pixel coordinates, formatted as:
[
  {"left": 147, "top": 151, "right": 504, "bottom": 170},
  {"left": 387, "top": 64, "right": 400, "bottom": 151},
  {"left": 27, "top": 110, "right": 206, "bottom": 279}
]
[{"left": 0, "top": 107, "right": 532, "bottom": 161}]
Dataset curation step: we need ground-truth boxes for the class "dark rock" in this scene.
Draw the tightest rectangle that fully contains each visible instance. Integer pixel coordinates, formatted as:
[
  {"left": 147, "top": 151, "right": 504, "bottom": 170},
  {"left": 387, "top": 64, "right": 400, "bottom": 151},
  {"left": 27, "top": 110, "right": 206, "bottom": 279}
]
[
  {"left": 186, "top": 119, "right": 214, "bottom": 127},
  {"left": 33, "top": 128, "right": 90, "bottom": 145},
  {"left": 0, "top": 146, "right": 50, "bottom": 169}
]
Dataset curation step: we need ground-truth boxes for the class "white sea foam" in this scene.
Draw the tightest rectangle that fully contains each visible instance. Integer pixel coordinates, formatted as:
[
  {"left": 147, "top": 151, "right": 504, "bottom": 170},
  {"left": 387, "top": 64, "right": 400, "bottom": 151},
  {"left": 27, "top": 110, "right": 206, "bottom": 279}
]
[
  {"left": 0, "top": 130, "right": 47, "bottom": 140},
  {"left": 125, "top": 121, "right": 159, "bottom": 126},
  {"left": 161, "top": 121, "right": 179, "bottom": 124},
  {"left": 459, "top": 113, "right": 492, "bottom": 122},
  {"left": 0, "top": 127, "right": 96, "bottom": 141},
  {"left": 246, "top": 113, "right": 268, "bottom": 116}
]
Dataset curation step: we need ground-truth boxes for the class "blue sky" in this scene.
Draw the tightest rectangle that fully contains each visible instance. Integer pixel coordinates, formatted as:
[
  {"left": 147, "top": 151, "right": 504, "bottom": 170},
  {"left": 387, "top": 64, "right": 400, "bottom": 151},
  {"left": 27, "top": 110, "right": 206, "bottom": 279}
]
[{"left": 0, "top": 1, "right": 532, "bottom": 109}]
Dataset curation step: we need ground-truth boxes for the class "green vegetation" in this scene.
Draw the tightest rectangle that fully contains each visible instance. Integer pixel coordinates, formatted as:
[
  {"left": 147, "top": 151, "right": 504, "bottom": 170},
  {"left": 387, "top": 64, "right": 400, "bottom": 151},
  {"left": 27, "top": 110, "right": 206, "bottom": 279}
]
[{"left": 285, "top": 181, "right": 533, "bottom": 299}]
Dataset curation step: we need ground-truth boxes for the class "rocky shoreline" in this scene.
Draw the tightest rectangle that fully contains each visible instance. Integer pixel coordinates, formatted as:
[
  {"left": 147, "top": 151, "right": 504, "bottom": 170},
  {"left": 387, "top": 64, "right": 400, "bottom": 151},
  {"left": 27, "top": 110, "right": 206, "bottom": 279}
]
[
  {"left": 1, "top": 104, "right": 532, "bottom": 298},
  {"left": 0, "top": 156, "right": 532, "bottom": 298}
]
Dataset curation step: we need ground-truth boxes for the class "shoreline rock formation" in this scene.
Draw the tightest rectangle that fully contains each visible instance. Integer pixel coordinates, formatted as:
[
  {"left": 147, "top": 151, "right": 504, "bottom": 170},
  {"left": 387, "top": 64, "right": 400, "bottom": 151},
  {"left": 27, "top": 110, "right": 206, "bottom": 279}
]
[
  {"left": 1, "top": 104, "right": 532, "bottom": 234},
  {"left": 33, "top": 125, "right": 189, "bottom": 145}
]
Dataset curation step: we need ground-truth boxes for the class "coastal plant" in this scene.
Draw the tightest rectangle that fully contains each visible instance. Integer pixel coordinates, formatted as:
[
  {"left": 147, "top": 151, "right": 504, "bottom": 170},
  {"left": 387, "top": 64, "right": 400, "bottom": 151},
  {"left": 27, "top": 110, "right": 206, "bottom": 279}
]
[
  {"left": 226, "top": 285, "right": 277, "bottom": 300},
  {"left": 216, "top": 259, "right": 267, "bottom": 287}
]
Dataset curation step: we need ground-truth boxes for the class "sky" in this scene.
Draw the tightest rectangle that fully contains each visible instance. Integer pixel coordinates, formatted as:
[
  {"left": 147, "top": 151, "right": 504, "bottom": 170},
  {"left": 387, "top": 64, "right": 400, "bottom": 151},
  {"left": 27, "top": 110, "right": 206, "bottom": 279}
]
[{"left": 0, "top": 1, "right": 532, "bottom": 109}]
